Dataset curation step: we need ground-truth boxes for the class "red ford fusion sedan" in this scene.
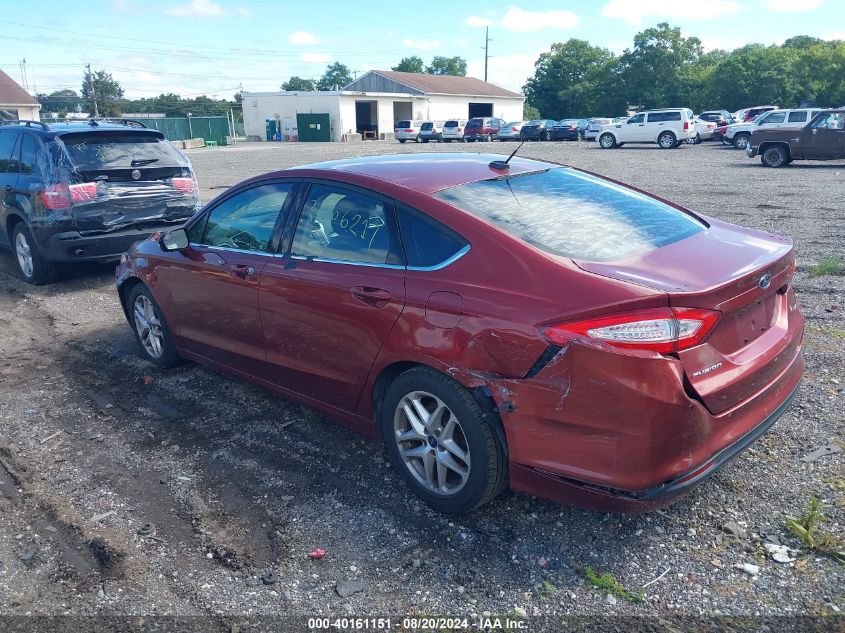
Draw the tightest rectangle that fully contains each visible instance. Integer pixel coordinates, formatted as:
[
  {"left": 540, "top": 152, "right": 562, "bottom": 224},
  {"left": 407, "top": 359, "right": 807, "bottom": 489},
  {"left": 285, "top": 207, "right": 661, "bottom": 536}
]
[{"left": 115, "top": 153, "right": 804, "bottom": 514}]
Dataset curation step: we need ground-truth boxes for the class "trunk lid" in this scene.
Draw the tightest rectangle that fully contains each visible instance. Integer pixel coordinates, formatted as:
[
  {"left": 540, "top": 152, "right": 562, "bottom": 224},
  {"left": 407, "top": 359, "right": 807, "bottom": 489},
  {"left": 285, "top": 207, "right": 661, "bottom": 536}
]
[
  {"left": 54, "top": 130, "right": 199, "bottom": 232},
  {"left": 575, "top": 221, "right": 801, "bottom": 414}
]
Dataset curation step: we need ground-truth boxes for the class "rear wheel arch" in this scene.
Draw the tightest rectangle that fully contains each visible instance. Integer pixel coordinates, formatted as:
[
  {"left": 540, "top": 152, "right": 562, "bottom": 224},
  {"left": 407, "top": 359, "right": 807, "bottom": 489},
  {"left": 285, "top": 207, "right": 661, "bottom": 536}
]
[
  {"left": 371, "top": 361, "right": 508, "bottom": 457},
  {"left": 117, "top": 276, "right": 146, "bottom": 319},
  {"left": 5, "top": 211, "right": 27, "bottom": 243}
]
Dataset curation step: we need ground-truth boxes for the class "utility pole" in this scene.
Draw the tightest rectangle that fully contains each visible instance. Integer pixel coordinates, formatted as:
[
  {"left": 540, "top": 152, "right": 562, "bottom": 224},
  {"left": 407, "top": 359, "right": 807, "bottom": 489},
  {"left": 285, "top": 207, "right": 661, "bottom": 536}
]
[
  {"left": 483, "top": 27, "right": 491, "bottom": 82},
  {"left": 86, "top": 64, "right": 99, "bottom": 117}
]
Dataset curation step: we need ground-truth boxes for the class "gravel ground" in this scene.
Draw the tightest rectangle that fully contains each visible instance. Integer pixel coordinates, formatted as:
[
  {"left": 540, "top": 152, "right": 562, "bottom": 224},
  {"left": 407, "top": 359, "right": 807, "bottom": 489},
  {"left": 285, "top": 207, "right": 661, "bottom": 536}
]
[{"left": 0, "top": 139, "right": 842, "bottom": 629}]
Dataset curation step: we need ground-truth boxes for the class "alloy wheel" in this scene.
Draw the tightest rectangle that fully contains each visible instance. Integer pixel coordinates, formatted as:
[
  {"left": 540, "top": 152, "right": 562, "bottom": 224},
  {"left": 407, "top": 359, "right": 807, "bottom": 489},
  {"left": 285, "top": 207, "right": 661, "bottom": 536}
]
[
  {"left": 658, "top": 132, "right": 675, "bottom": 148},
  {"left": 393, "top": 390, "right": 471, "bottom": 496},
  {"left": 133, "top": 295, "right": 165, "bottom": 359},
  {"left": 15, "top": 231, "right": 33, "bottom": 279}
]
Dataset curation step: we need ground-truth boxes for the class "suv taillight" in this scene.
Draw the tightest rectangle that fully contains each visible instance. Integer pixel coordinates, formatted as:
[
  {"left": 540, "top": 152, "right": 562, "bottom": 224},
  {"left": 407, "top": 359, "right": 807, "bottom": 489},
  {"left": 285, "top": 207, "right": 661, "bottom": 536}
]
[
  {"left": 683, "top": 121, "right": 690, "bottom": 130},
  {"left": 40, "top": 182, "right": 97, "bottom": 210},
  {"left": 542, "top": 307, "right": 720, "bottom": 354},
  {"left": 172, "top": 176, "right": 197, "bottom": 194}
]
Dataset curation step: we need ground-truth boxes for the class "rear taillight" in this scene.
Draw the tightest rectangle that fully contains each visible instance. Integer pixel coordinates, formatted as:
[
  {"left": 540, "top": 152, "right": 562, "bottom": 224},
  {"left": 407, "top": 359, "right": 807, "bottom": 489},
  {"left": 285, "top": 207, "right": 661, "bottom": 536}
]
[
  {"left": 457, "top": 128, "right": 462, "bottom": 132},
  {"left": 40, "top": 182, "right": 97, "bottom": 210},
  {"left": 404, "top": 128, "right": 413, "bottom": 132},
  {"left": 543, "top": 307, "right": 720, "bottom": 354},
  {"left": 512, "top": 127, "right": 518, "bottom": 131},
  {"left": 569, "top": 126, "right": 576, "bottom": 131},
  {"left": 172, "top": 176, "right": 197, "bottom": 194},
  {"left": 683, "top": 121, "right": 690, "bottom": 130}
]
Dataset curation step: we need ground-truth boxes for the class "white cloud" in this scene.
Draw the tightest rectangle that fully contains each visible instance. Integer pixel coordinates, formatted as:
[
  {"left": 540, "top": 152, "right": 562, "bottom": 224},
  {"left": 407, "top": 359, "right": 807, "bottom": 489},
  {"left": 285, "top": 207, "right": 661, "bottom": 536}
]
[
  {"left": 165, "top": 0, "right": 225, "bottom": 17},
  {"left": 822, "top": 31, "right": 845, "bottom": 40},
  {"left": 467, "top": 51, "right": 540, "bottom": 92},
  {"left": 403, "top": 38, "right": 442, "bottom": 50},
  {"left": 300, "top": 52, "right": 333, "bottom": 63},
  {"left": 499, "top": 7, "right": 579, "bottom": 32},
  {"left": 289, "top": 31, "right": 322, "bottom": 45},
  {"left": 601, "top": 0, "right": 741, "bottom": 25},
  {"left": 237, "top": 7, "right": 253, "bottom": 16},
  {"left": 467, "top": 15, "right": 492, "bottom": 27},
  {"left": 764, "top": 0, "right": 823, "bottom": 11}
]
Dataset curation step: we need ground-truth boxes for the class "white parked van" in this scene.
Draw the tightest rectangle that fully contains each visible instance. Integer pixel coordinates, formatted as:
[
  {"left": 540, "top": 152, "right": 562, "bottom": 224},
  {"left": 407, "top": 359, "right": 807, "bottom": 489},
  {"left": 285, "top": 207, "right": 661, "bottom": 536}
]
[
  {"left": 394, "top": 120, "right": 424, "bottom": 143},
  {"left": 441, "top": 119, "right": 468, "bottom": 142},
  {"left": 597, "top": 108, "right": 695, "bottom": 149}
]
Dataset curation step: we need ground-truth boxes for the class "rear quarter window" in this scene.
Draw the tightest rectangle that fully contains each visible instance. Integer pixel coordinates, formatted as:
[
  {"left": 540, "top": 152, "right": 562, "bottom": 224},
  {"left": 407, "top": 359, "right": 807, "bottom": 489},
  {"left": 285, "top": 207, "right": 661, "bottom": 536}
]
[
  {"left": 398, "top": 205, "right": 468, "bottom": 268},
  {"left": 435, "top": 168, "right": 705, "bottom": 262}
]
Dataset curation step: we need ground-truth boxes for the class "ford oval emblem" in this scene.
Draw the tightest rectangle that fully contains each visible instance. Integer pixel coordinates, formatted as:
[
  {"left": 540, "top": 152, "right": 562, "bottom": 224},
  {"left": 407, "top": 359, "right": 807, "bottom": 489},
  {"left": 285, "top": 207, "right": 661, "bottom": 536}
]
[
  {"left": 131, "top": 169, "right": 141, "bottom": 180},
  {"left": 759, "top": 272, "right": 773, "bottom": 289}
]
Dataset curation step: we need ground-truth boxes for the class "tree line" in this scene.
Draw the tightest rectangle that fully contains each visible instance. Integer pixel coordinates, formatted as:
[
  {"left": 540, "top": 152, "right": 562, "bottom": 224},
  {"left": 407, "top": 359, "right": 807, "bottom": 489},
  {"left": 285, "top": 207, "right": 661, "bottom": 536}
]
[{"left": 523, "top": 23, "right": 845, "bottom": 119}]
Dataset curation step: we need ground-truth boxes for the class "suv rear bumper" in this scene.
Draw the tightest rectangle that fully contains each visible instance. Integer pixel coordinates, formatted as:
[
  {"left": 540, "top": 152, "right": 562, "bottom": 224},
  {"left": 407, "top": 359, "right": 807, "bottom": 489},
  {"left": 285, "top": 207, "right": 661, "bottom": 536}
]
[{"left": 46, "top": 226, "right": 173, "bottom": 262}]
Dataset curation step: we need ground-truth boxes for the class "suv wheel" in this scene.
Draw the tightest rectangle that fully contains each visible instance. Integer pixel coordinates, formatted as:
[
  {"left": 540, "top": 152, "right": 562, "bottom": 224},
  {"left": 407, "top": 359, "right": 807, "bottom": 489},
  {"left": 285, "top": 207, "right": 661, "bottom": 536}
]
[
  {"left": 599, "top": 133, "right": 617, "bottom": 149},
  {"left": 382, "top": 367, "right": 507, "bottom": 513},
  {"left": 733, "top": 133, "right": 751, "bottom": 150},
  {"left": 761, "top": 145, "right": 790, "bottom": 168},
  {"left": 486, "top": 133, "right": 493, "bottom": 142},
  {"left": 127, "top": 284, "right": 182, "bottom": 368},
  {"left": 657, "top": 131, "right": 677, "bottom": 149},
  {"left": 12, "top": 223, "right": 56, "bottom": 285},
  {"left": 398, "top": 139, "right": 406, "bottom": 144}
]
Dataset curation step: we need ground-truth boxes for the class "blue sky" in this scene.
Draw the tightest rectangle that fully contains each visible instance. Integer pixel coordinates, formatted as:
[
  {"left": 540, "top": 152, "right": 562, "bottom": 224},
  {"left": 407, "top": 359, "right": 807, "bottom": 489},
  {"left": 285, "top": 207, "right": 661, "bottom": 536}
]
[{"left": 2, "top": 0, "right": 842, "bottom": 100}]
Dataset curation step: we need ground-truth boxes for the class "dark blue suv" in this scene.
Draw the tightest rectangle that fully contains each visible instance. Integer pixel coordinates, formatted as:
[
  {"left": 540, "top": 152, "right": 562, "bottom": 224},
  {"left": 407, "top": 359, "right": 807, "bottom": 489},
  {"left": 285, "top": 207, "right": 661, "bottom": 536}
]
[{"left": 0, "top": 119, "right": 200, "bottom": 284}]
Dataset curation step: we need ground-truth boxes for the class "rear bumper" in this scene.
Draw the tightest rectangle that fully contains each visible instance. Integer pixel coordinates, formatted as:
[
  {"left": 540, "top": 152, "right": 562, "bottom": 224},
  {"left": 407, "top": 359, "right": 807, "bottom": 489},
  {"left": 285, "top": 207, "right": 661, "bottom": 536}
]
[
  {"left": 489, "top": 331, "right": 805, "bottom": 512},
  {"left": 45, "top": 225, "right": 177, "bottom": 262}
]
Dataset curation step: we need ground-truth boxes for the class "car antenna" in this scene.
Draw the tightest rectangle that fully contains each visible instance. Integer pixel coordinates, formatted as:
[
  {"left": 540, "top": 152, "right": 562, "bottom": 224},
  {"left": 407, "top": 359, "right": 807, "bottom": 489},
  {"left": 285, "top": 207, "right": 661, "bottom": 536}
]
[{"left": 489, "top": 140, "right": 524, "bottom": 171}]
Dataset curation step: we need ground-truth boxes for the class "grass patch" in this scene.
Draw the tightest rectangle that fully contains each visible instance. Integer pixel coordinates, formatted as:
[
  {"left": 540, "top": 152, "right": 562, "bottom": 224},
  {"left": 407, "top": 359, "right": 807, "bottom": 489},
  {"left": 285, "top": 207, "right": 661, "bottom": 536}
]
[
  {"left": 809, "top": 254, "right": 845, "bottom": 277},
  {"left": 535, "top": 580, "right": 558, "bottom": 602},
  {"left": 784, "top": 496, "right": 845, "bottom": 564},
  {"left": 583, "top": 567, "right": 644, "bottom": 603}
]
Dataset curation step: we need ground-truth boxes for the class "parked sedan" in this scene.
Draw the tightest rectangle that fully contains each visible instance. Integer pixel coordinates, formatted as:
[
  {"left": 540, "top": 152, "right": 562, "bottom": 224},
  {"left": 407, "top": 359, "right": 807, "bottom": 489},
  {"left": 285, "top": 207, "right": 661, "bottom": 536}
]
[
  {"left": 497, "top": 121, "right": 524, "bottom": 141},
  {"left": 584, "top": 118, "right": 612, "bottom": 140},
  {"left": 519, "top": 119, "right": 556, "bottom": 141},
  {"left": 549, "top": 119, "right": 581, "bottom": 140},
  {"left": 689, "top": 118, "right": 716, "bottom": 143},
  {"left": 116, "top": 153, "right": 804, "bottom": 514}
]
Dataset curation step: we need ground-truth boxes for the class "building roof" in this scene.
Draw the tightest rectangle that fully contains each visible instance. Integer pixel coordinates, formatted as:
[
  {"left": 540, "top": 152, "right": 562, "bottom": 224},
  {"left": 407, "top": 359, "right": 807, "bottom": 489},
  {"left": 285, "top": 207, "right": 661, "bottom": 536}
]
[
  {"left": 0, "top": 69, "right": 39, "bottom": 106},
  {"left": 344, "top": 71, "right": 523, "bottom": 99}
]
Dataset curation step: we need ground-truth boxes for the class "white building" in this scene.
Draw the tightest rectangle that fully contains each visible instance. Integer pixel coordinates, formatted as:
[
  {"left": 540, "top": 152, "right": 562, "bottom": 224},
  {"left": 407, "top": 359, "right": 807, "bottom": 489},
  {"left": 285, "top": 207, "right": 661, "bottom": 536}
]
[
  {"left": 0, "top": 69, "right": 41, "bottom": 121},
  {"left": 242, "top": 70, "right": 525, "bottom": 142}
]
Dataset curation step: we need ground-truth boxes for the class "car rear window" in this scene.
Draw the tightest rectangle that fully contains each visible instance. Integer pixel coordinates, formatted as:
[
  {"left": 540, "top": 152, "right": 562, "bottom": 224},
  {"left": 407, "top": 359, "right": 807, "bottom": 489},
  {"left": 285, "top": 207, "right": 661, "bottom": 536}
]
[
  {"left": 444, "top": 121, "right": 459, "bottom": 127},
  {"left": 395, "top": 121, "right": 411, "bottom": 128},
  {"left": 58, "top": 131, "right": 185, "bottom": 169},
  {"left": 466, "top": 119, "right": 482, "bottom": 128},
  {"left": 436, "top": 168, "right": 705, "bottom": 262},
  {"left": 421, "top": 122, "right": 434, "bottom": 131}
]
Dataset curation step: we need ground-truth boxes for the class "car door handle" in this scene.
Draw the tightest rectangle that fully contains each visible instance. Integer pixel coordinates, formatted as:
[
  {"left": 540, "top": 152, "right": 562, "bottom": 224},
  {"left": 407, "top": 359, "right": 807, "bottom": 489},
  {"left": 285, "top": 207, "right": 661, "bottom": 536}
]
[
  {"left": 351, "top": 286, "right": 391, "bottom": 307},
  {"left": 230, "top": 263, "right": 255, "bottom": 279}
]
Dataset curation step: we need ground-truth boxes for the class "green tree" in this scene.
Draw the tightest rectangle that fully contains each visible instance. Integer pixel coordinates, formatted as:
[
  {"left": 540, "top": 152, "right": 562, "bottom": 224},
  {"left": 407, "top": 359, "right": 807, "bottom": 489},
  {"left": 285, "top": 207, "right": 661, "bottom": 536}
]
[
  {"left": 426, "top": 56, "right": 467, "bottom": 76},
  {"left": 36, "top": 89, "right": 84, "bottom": 115},
  {"left": 282, "top": 76, "right": 317, "bottom": 91},
  {"left": 523, "top": 39, "right": 625, "bottom": 118},
  {"left": 317, "top": 63, "right": 353, "bottom": 90},
  {"left": 522, "top": 104, "right": 540, "bottom": 120},
  {"left": 81, "top": 69, "right": 124, "bottom": 117},
  {"left": 392, "top": 56, "right": 425, "bottom": 73},
  {"left": 703, "top": 44, "right": 799, "bottom": 111},
  {"left": 619, "top": 23, "right": 703, "bottom": 109}
]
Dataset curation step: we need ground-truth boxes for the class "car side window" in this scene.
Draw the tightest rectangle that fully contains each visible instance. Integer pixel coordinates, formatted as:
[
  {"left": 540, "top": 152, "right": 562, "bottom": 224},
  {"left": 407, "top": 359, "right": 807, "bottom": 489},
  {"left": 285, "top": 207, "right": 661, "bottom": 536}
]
[
  {"left": 0, "top": 132, "right": 19, "bottom": 173},
  {"left": 646, "top": 112, "right": 665, "bottom": 123},
  {"left": 628, "top": 113, "right": 644, "bottom": 124},
  {"left": 291, "top": 185, "right": 397, "bottom": 265},
  {"left": 397, "top": 204, "right": 468, "bottom": 268},
  {"left": 762, "top": 112, "right": 785, "bottom": 124},
  {"left": 812, "top": 112, "right": 844, "bottom": 130},
  {"left": 20, "top": 135, "right": 41, "bottom": 176},
  {"left": 195, "top": 182, "right": 292, "bottom": 252},
  {"left": 787, "top": 112, "right": 806, "bottom": 123}
]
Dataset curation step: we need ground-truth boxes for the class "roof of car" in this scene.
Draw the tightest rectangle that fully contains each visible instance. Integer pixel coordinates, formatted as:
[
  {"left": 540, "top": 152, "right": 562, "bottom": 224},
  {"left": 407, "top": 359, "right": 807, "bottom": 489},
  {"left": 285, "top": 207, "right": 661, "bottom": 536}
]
[
  {"left": 289, "top": 153, "right": 553, "bottom": 194},
  {"left": 0, "top": 120, "right": 160, "bottom": 136}
]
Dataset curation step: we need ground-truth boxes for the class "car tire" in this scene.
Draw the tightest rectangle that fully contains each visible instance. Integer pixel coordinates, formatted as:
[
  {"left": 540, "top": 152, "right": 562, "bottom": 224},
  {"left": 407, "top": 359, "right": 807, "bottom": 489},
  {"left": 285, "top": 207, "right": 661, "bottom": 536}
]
[
  {"left": 543, "top": 130, "right": 551, "bottom": 141},
  {"left": 127, "top": 283, "right": 182, "bottom": 368},
  {"left": 733, "top": 133, "right": 751, "bottom": 150},
  {"left": 691, "top": 133, "right": 701, "bottom": 144},
  {"left": 398, "top": 139, "right": 406, "bottom": 144},
  {"left": 422, "top": 139, "right": 429, "bottom": 143},
  {"left": 760, "top": 145, "right": 790, "bottom": 168},
  {"left": 381, "top": 366, "right": 508, "bottom": 514},
  {"left": 12, "top": 222, "right": 56, "bottom": 286},
  {"left": 658, "top": 131, "right": 677, "bottom": 149},
  {"left": 443, "top": 139, "right": 451, "bottom": 143},
  {"left": 599, "top": 133, "right": 617, "bottom": 149},
  {"left": 486, "top": 134, "right": 493, "bottom": 142}
]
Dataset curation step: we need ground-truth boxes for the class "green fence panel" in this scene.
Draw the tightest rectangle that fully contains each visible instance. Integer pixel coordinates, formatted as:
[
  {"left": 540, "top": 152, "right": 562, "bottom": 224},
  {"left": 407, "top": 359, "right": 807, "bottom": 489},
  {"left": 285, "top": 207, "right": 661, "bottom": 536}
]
[{"left": 136, "top": 117, "right": 231, "bottom": 145}]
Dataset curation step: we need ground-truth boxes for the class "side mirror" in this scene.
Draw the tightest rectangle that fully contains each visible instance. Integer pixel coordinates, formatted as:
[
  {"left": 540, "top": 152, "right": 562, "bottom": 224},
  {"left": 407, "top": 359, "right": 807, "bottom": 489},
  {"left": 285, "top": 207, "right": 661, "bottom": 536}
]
[{"left": 160, "top": 228, "right": 189, "bottom": 251}]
